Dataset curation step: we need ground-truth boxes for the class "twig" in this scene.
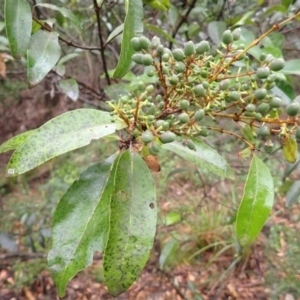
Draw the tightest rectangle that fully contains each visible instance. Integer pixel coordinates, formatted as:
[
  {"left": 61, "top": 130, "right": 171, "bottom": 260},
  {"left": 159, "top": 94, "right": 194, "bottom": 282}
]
[{"left": 93, "top": 0, "right": 111, "bottom": 86}]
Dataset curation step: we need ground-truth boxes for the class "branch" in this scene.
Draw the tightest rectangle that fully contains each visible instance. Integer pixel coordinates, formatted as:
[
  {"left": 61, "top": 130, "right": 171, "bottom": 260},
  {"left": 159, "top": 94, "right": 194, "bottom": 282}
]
[{"left": 93, "top": 0, "right": 111, "bottom": 85}]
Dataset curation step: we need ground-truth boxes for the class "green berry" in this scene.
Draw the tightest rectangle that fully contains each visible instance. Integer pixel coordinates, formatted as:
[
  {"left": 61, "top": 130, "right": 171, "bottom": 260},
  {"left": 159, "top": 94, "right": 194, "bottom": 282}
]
[
  {"left": 219, "top": 79, "right": 230, "bottom": 91},
  {"left": 270, "top": 97, "right": 282, "bottom": 108},
  {"left": 202, "top": 81, "right": 209, "bottom": 89},
  {"left": 264, "top": 140, "right": 274, "bottom": 153},
  {"left": 141, "top": 130, "right": 154, "bottom": 143},
  {"left": 256, "top": 67, "right": 270, "bottom": 79},
  {"left": 264, "top": 54, "right": 274, "bottom": 64},
  {"left": 186, "top": 139, "right": 196, "bottom": 150},
  {"left": 286, "top": 102, "right": 300, "bottom": 117},
  {"left": 269, "top": 58, "right": 285, "bottom": 71},
  {"left": 257, "top": 103, "right": 270, "bottom": 115},
  {"left": 146, "top": 68, "right": 155, "bottom": 77},
  {"left": 160, "top": 131, "right": 176, "bottom": 143},
  {"left": 259, "top": 125, "right": 270, "bottom": 137},
  {"left": 170, "top": 75, "right": 179, "bottom": 85},
  {"left": 242, "top": 83, "right": 250, "bottom": 91},
  {"left": 255, "top": 112, "right": 263, "bottom": 121},
  {"left": 146, "top": 85, "right": 154, "bottom": 93},
  {"left": 162, "top": 53, "right": 170, "bottom": 62},
  {"left": 175, "top": 62, "right": 186, "bottom": 73},
  {"left": 184, "top": 41, "right": 195, "bottom": 56},
  {"left": 178, "top": 112, "right": 190, "bottom": 123},
  {"left": 172, "top": 48, "right": 185, "bottom": 61},
  {"left": 139, "top": 36, "right": 151, "bottom": 50},
  {"left": 131, "top": 128, "right": 139, "bottom": 138},
  {"left": 260, "top": 53, "right": 266, "bottom": 61},
  {"left": 162, "top": 121, "right": 170, "bottom": 130},
  {"left": 194, "top": 84, "right": 206, "bottom": 96},
  {"left": 137, "top": 81, "right": 144, "bottom": 90},
  {"left": 150, "top": 36, "right": 161, "bottom": 49},
  {"left": 147, "top": 105, "right": 156, "bottom": 115},
  {"left": 132, "top": 53, "right": 144, "bottom": 64},
  {"left": 149, "top": 142, "right": 161, "bottom": 155},
  {"left": 199, "top": 128, "right": 209, "bottom": 137},
  {"left": 232, "top": 28, "right": 241, "bottom": 41},
  {"left": 195, "top": 41, "right": 210, "bottom": 54},
  {"left": 227, "top": 91, "right": 240, "bottom": 102},
  {"left": 246, "top": 104, "right": 256, "bottom": 112},
  {"left": 155, "top": 120, "right": 165, "bottom": 128},
  {"left": 194, "top": 109, "right": 205, "bottom": 121},
  {"left": 222, "top": 30, "right": 233, "bottom": 45},
  {"left": 254, "top": 88, "right": 267, "bottom": 100},
  {"left": 296, "top": 127, "right": 300, "bottom": 140},
  {"left": 142, "top": 54, "right": 153, "bottom": 66},
  {"left": 156, "top": 45, "right": 164, "bottom": 55},
  {"left": 179, "top": 99, "right": 189, "bottom": 110},
  {"left": 266, "top": 82, "right": 276, "bottom": 90},
  {"left": 158, "top": 102, "right": 164, "bottom": 109},
  {"left": 131, "top": 37, "right": 141, "bottom": 51}
]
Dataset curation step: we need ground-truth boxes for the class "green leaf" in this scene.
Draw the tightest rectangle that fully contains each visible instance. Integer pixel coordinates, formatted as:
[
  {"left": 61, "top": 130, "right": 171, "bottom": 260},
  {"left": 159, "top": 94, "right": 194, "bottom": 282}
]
[
  {"left": 5, "top": 0, "right": 32, "bottom": 59},
  {"left": 261, "top": 5, "right": 287, "bottom": 18},
  {"left": 143, "top": 0, "right": 170, "bottom": 11},
  {"left": 261, "top": 32, "right": 285, "bottom": 50},
  {"left": 5, "top": 109, "right": 127, "bottom": 177},
  {"left": 106, "top": 23, "right": 124, "bottom": 45},
  {"left": 113, "top": 0, "right": 143, "bottom": 78},
  {"left": 48, "top": 155, "right": 117, "bottom": 297},
  {"left": 207, "top": 21, "right": 226, "bottom": 45},
  {"left": 272, "top": 80, "right": 296, "bottom": 104},
  {"left": 241, "top": 125, "right": 256, "bottom": 144},
  {"left": 281, "top": 0, "right": 293, "bottom": 8},
  {"left": 104, "top": 83, "right": 129, "bottom": 100},
  {"left": 283, "top": 135, "right": 298, "bottom": 163},
  {"left": 36, "top": 3, "right": 82, "bottom": 31},
  {"left": 165, "top": 211, "right": 181, "bottom": 226},
  {"left": 281, "top": 59, "right": 300, "bottom": 76},
  {"left": 104, "top": 149, "right": 157, "bottom": 296},
  {"left": 144, "top": 23, "right": 179, "bottom": 46},
  {"left": 159, "top": 238, "right": 179, "bottom": 269},
  {"left": 58, "top": 79, "right": 79, "bottom": 101},
  {"left": 162, "top": 138, "right": 234, "bottom": 179},
  {"left": 27, "top": 30, "right": 61, "bottom": 87},
  {"left": 285, "top": 180, "right": 300, "bottom": 207},
  {"left": 236, "top": 155, "right": 274, "bottom": 247},
  {"left": 0, "top": 130, "right": 35, "bottom": 154}
]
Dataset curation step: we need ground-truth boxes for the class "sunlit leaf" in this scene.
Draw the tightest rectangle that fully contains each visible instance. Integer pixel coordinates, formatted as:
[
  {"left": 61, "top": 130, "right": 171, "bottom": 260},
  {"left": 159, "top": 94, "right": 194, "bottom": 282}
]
[
  {"left": 165, "top": 211, "right": 181, "bottom": 226},
  {"left": 143, "top": 0, "right": 170, "bottom": 11},
  {"left": 59, "top": 79, "right": 79, "bottom": 101},
  {"left": 5, "top": 109, "right": 127, "bottom": 177},
  {"left": 162, "top": 138, "right": 234, "bottom": 179},
  {"left": 104, "top": 149, "right": 157, "bottom": 296},
  {"left": 113, "top": 0, "right": 143, "bottom": 78},
  {"left": 27, "top": 30, "right": 61, "bottom": 87},
  {"left": 283, "top": 135, "right": 298, "bottom": 163},
  {"left": 5, "top": 0, "right": 32, "bottom": 59},
  {"left": 48, "top": 155, "right": 117, "bottom": 297},
  {"left": 236, "top": 155, "right": 274, "bottom": 247}
]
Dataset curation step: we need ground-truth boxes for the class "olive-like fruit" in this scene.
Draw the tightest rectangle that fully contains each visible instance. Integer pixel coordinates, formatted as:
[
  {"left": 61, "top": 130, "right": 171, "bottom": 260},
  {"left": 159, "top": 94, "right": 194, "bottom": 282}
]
[
  {"left": 255, "top": 112, "right": 263, "bottom": 121},
  {"left": 260, "top": 53, "right": 266, "bottom": 61},
  {"left": 155, "top": 120, "right": 165, "bottom": 128},
  {"left": 296, "top": 127, "right": 300, "bottom": 140},
  {"left": 186, "top": 139, "right": 196, "bottom": 150},
  {"left": 259, "top": 125, "right": 270, "bottom": 137},
  {"left": 219, "top": 79, "right": 230, "bottom": 91},
  {"left": 132, "top": 53, "right": 144, "bottom": 64},
  {"left": 264, "top": 140, "right": 274, "bottom": 153},
  {"left": 162, "top": 53, "right": 170, "bottom": 62},
  {"left": 257, "top": 103, "right": 270, "bottom": 115},
  {"left": 194, "top": 109, "right": 205, "bottom": 121},
  {"left": 222, "top": 30, "right": 233, "bottom": 45},
  {"left": 179, "top": 99, "right": 189, "bottom": 110},
  {"left": 232, "top": 28, "right": 241, "bottom": 41},
  {"left": 264, "top": 54, "right": 274, "bottom": 63},
  {"left": 150, "top": 36, "right": 161, "bottom": 49},
  {"left": 254, "top": 88, "right": 267, "bottom": 100},
  {"left": 139, "top": 36, "right": 151, "bottom": 50},
  {"left": 170, "top": 75, "right": 179, "bottom": 85},
  {"left": 175, "top": 62, "right": 186, "bottom": 73},
  {"left": 162, "top": 121, "right": 170, "bottom": 130},
  {"left": 149, "top": 142, "right": 161, "bottom": 155},
  {"left": 131, "top": 37, "right": 141, "bottom": 51},
  {"left": 184, "top": 41, "right": 195, "bottom": 56},
  {"left": 146, "top": 85, "right": 154, "bottom": 93},
  {"left": 142, "top": 54, "right": 153, "bottom": 66},
  {"left": 172, "top": 48, "right": 185, "bottom": 61},
  {"left": 202, "top": 81, "right": 209, "bottom": 89},
  {"left": 141, "top": 130, "right": 154, "bottom": 143},
  {"left": 227, "top": 91, "right": 240, "bottom": 102},
  {"left": 270, "top": 97, "right": 282, "bottom": 108},
  {"left": 195, "top": 41, "right": 210, "bottom": 54},
  {"left": 195, "top": 84, "right": 206, "bottom": 96},
  {"left": 160, "top": 131, "right": 176, "bottom": 143},
  {"left": 256, "top": 67, "right": 270, "bottom": 79},
  {"left": 178, "top": 112, "right": 190, "bottom": 123},
  {"left": 269, "top": 58, "right": 285, "bottom": 71},
  {"left": 286, "top": 102, "right": 300, "bottom": 117},
  {"left": 156, "top": 45, "right": 164, "bottom": 55},
  {"left": 246, "top": 104, "right": 256, "bottom": 112},
  {"left": 131, "top": 128, "right": 139, "bottom": 138}
]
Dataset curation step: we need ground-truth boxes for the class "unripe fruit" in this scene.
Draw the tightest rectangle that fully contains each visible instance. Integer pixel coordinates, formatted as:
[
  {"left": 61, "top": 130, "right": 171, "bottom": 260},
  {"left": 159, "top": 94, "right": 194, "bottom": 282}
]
[
  {"left": 264, "top": 140, "right": 274, "bottom": 153},
  {"left": 269, "top": 58, "right": 285, "bottom": 71},
  {"left": 150, "top": 36, "right": 161, "bottom": 49},
  {"left": 264, "top": 54, "right": 274, "bottom": 63},
  {"left": 296, "top": 127, "right": 300, "bottom": 140},
  {"left": 286, "top": 102, "right": 300, "bottom": 117},
  {"left": 194, "top": 84, "right": 206, "bottom": 96},
  {"left": 131, "top": 128, "right": 139, "bottom": 138},
  {"left": 139, "top": 36, "right": 151, "bottom": 50},
  {"left": 160, "top": 131, "right": 176, "bottom": 143},
  {"left": 156, "top": 45, "right": 164, "bottom": 55},
  {"left": 194, "top": 109, "right": 205, "bottom": 121},
  {"left": 155, "top": 120, "right": 165, "bottom": 128},
  {"left": 170, "top": 75, "right": 179, "bottom": 85},
  {"left": 257, "top": 103, "right": 270, "bottom": 115},
  {"left": 146, "top": 85, "right": 154, "bottom": 93},
  {"left": 162, "top": 121, "right": 170, "bottom": 130},
  {"left": 219, "top": 79, "right": 230, "bottom": 91},
  {"left": 172, "top": 48, "right": 185, "bottom": 61},
  {"left": 186, "top": 139, "right": 196, "bottom": 150},
  {"left": 256, "top": 67, "right": 270, "bottom": 79},
  {"left": 142, "top": 54, "right": 153, "bottom": 66},
  {"left": 147, "top": 105, "right": 156, "bottom": 115},
  {"left": 270, "top": 97, "right": 282, "bottom": 108},
  {"left": 178, "top": 112, "right": 190, "bottom": 123},
  {"left": 132, "top": 53, "right": 144, "bottom": 64},
  {"left": 260, "top": 53, "right": 266, "bottom": 61},
  {"left": 242, "top": 83, "right": 250, "bottom": 91},
  {"left": 141, "top": 130, "right": 154, "bottom": 143},
  {"left": 158, "top": 102, "right": 164, "bottom": 109},
  {"left": 195, "top": 41, "right": 210, "bottom": 54},
  {"left": 184, "top": 41, "right": 195, "bottom": 56},
  {"left": 246, "top": 104, "right": 256, "bottom": 112},
  {"left": 202, "top": 81, "right": 209, "bottom": 89},
  {"left": 266, "top": 82, "right": 276, "bottom": 90},
  {"left": 227, "top": 91, "right": 240, "bottom": 102},
  {"left": 199, "top": 128, "right": 209, "bottom": 136},
  {"left": 254, "top": 88, "right": 267, "bottom": 100},
  {"left": 149, "top": 142, "right": 161, "bottom": 155},
  {"left": 162, "top": 53, "right": 170, "bottom": 62},
  {"left": 175, "top": 62, "right": 186, "bottom": 73},
  {"left": 255, "top": 112, "right": 263, "bottom": 121},
  {"left": 146, "top": 68, "right": 155, "bottom": 77},
  {"left": 179, "top": 99, "right": 189, "bottom": 110},
  {"left": 232, "top": 28, "right": 241, "bottom": 41},
  {"left": 259, "top": 125, "right": 270, "bottom": 137},
  {"left": 137, "top": 81, "right": 144, "bottom": 90},
  {"left": 222, "top": 30, "right": 233, "bottom": 45},
  {"left": 131, "top": 37, "right": 141, "bottom": 51}
]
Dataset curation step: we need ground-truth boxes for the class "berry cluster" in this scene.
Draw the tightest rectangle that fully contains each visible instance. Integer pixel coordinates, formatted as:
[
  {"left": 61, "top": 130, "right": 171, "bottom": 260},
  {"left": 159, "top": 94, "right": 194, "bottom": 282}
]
[{"left": 107, "top": 28, "right": 300, "bottom": 160}]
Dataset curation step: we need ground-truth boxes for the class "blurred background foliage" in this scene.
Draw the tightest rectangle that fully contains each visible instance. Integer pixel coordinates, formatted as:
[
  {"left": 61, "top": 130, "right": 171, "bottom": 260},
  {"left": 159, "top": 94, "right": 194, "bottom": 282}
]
[{"left": 0, "top": 0, "right": 300, "bottom": 299}]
